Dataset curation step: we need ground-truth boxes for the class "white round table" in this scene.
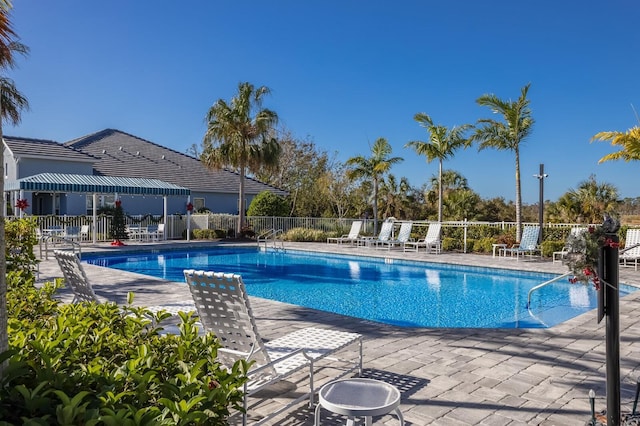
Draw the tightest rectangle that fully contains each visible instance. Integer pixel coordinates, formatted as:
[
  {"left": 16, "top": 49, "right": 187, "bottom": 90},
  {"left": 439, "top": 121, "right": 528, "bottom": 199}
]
[{"left": 314, "top": 378, "right": 404, "bottom": 425}]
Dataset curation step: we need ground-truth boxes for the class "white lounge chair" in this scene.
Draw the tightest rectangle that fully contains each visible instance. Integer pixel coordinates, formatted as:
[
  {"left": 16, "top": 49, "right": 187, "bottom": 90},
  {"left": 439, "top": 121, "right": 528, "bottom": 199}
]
[
  {"left": 327, "top": 220, "right": 363, "bottom": 245},
  {"left": 375, "top": 222, "right": 413, "bottom": 250},
  {"left": 54, "top": 250, "right": 194, "bottom": 318},
  {"left": 358, "top": 220, "right": 393, "bottom": 247},
  {"left": 404, "top": 223, "right": 442, "bottom": 254},
  {"left": 621, "top": 228, "right": 640, "bottom": 271},
  {"left": 552, "top": 227, "right": 587, "bottom": 263},
  {"left": 501, "top": 225, "right": 540, "bottom": 260},
  {"left": 183, "top": 269, "right": 363, "bottom": 425}
]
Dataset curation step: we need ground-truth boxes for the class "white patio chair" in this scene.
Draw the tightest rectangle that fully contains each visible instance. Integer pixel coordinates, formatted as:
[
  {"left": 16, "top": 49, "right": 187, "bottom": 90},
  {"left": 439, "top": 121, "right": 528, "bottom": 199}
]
[
  {"left": 327, "top": 220, "right": 363, "bottom": 245},
  {"left": 54, "top": 250, "right": 194, "bottom": 320},
  {"left": 404, "top": 223, "right": 442, "bottom": 254},
  {"left": 621, "top": 228, "right": 640, "bottom": 271},
  {"left": 183, "top": 269, "right": 363, "bottom": 425},
  {"left": 148, "top": 223, "right": 165, "bottom": 241},
  {"left": 501, "top": 225, "right": 540, "bottom": 260},
  {"left": 375, "top": 222, "right": 413, "bottom": 250},
  {"left": 358, "top": 220, "right": 393, "bottom": 247},
  {"left": 552, "top": 227, "right": 587, "bottom": 263}
]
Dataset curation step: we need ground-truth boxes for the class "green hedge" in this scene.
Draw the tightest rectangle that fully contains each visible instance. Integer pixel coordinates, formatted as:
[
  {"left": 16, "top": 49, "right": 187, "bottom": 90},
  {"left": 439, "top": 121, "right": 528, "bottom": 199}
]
[{"left": 0, "top": 219, "right": 249, "bottom": 425}]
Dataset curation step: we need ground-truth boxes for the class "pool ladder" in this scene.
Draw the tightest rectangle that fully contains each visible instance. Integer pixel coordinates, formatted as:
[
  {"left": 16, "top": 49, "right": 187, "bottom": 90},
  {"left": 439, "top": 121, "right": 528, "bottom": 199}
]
[{"left": 257, "top": 228, "right": 285, "bottom": 251}]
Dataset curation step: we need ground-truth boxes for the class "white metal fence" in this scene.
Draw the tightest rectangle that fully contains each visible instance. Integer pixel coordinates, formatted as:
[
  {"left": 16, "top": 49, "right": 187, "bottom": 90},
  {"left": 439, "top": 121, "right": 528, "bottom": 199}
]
[{"left": 23, "top": 213, "right": 598, "bottom": 243}]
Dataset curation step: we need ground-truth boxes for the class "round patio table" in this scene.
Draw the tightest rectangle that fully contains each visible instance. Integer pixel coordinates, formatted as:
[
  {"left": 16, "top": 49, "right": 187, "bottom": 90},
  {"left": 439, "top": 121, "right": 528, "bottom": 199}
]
[{"left": 314, "top": 378, "right": 404, "bottom": 425}]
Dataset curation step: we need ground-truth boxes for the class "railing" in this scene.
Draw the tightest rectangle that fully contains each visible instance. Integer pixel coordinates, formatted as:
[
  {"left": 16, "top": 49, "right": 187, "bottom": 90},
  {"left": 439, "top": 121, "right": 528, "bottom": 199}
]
[
  {"left": 39, "top": 235, "right": 82, "bottom": 260},
  {"left": 19, "top": 214, "right": 638, "bottom": 245},
  {"left": 526, "top": 272, "right": 573, "bottom": 309},
  {"left": 257, "top": 228, "right": 285, "bottom": 250}
]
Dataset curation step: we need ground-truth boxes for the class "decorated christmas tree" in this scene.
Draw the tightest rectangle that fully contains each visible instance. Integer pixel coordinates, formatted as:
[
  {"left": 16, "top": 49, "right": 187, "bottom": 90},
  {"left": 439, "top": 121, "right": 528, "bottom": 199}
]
[{"left": 110, "top": 200, "right": 128, "bottom": 246}]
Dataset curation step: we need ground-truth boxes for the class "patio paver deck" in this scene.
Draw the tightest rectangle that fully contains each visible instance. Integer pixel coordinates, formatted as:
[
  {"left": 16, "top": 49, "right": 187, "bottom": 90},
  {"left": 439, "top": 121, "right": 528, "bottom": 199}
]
[{"left": 34, "top": 240, "right": 640, "bottom": 425}]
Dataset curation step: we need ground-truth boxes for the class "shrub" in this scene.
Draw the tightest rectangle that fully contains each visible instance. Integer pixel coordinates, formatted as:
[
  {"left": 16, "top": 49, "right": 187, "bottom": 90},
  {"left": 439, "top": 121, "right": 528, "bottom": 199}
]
[
  {"left": 1, "top": 218, "right": 249, "bottom": 424},
  {"left": 473, "top": 237, "right": 495, "bottom": 253},
  {"left": 283, "top": 227, "right": 329, "bottom": 242},
  {"left": 541, "top": 240, "right": 565, "bottom": 258},
  {"left": 247, "top": 191, "right": 290, "bottom": 217},
  {"left": 442, "top": 237, "right": 460, "bottom": 252}
]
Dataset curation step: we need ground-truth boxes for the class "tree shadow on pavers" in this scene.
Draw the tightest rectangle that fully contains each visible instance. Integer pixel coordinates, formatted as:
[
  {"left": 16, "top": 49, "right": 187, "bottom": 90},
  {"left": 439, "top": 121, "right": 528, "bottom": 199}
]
[{"left": 267, "top": 368, "right": 428, "bottom": 426}]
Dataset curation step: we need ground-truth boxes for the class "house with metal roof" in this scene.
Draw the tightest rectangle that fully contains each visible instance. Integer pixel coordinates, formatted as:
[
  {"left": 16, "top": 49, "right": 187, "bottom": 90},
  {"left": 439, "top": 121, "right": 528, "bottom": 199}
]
[{"left": 3, "top": 129, "right": 286, "bottom": 216}]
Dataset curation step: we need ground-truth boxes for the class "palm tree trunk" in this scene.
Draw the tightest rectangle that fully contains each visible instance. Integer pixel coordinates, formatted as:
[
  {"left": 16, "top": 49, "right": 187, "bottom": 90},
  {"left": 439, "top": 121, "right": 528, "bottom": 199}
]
[
  {"left": 515, "top": 147, "right": 522, "bottom": 241},
  {"left": 438, "top": 159, "right": 443, "bottom": 222},
  {"left": 373, "top": 177, "right": 379, "bottom": 236},
  {"left": 238, "top": 165, "right": 246, "bottom": 236}
]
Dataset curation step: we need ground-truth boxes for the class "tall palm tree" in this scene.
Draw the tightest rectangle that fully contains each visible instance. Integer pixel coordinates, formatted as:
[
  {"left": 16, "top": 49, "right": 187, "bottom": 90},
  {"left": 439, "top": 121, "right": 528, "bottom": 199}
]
[
  {"left": 406, "top": 113, "right": 471, "bottom": 222},
  {"left": 591, "top": 126, "right": 640, "bottom": 163},
  {"left": 0, "top": 0, "right": 29, "bottom": 375},
  {"left": 346, "top": 138, "right": 403, "bottom": 235},
  {"left": 472, "top": 83, "right": 534, "bottom": 241},
  {"left": 202, "top": 82, "right": 279, "bottom": 235}
]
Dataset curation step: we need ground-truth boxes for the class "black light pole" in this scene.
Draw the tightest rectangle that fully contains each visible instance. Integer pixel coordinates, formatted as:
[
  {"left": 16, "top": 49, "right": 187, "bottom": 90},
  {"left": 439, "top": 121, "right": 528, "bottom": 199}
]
[{"left": 533, "top": 164, "right": 548, "bottom": 245}]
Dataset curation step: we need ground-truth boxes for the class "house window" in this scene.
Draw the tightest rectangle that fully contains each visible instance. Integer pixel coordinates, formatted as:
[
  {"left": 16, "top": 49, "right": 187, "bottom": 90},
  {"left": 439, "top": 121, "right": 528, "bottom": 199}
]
[{"left": 193, "top": 198, "right": 205, "bottom": 211}]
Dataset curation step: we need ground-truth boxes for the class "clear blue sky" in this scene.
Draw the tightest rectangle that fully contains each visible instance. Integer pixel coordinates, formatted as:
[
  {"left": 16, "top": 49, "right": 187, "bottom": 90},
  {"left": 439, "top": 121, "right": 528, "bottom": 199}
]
[{"left": 6, "top": 1, "right": 640, "bottom": 204}]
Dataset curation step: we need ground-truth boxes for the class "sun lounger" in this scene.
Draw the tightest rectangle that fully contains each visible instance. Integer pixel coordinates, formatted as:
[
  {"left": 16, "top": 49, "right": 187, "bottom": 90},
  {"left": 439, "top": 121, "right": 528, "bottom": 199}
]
[
  {"left": 501, "top": 225, "right": 540, "bottom": 260},
  {"left": 552, "top": 227, "right": 587, "bottom": 263},
  {"left": 375, "top": 222, "right": 413, "bottom": 250},
  {"left": 621, "top": 228, "right": 640, "bottom": 271},
  {"left": 327, "top": 220, "right": 363, "bottom": 245},
  {"left": 358, "top": 220, "right": 393, "bottom": 247},
  {"left": 404, "top": 222, "right": 442, "bottom": 254},
  {"left": 183, "top": 269, "right": 363, "bottom": 425}
]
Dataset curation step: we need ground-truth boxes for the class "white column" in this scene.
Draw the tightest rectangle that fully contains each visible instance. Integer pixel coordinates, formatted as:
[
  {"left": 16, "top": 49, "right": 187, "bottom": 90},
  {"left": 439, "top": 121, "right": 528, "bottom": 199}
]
[
  {"left": 19, "top": 189, "right": 24, "bottom": 218},
  {"left": 92, "top": 193, "right": 98, "bottom": 243},
  {"left": 186, "top": 195, "right": 191, "bottom": 242},
  {"left": 163, "top": 196, "right": 167, "bottom": 240}
]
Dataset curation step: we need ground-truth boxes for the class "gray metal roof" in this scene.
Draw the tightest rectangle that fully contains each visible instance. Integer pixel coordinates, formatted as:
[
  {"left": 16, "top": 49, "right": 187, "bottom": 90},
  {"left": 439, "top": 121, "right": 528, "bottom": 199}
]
[
  {"left": 65, "top": 129, "right": 287, "bottom": 196},
  {"left": 3, "top": 136, "right": 96, "bottom": 162},
  {"left": 5, "top": 173, "right": 190, "bottom": 196}
]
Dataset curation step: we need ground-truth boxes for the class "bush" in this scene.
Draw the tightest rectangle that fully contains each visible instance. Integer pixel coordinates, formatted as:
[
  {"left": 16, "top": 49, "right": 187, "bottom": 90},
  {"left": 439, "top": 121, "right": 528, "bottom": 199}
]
[
  {"left": 192, "top": 229, "right": 226, "bottom": 239},
  {"left": 0, "top": 218, "right": 249, "bottom": 424},
  {"left": 283, "top": 227, "right": 329, "bottom": 242},
  {"left": 541, "top": 240, "right": 565, "bottom": 257},
  {"left": 473, "top": 237, "right": 495, "bottom": 253},
  {"left": 442, "top": 237, "right": 460, "bottom": 252},
  {"left": 247, "top": 191, "right": 290, "bottom": 217}
]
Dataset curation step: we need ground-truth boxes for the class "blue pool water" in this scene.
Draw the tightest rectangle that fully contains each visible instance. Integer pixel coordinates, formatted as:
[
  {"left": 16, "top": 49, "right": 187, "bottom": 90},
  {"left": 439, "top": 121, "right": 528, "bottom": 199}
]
[{"left": 84, "top": 247, "right": 636, "bottom": 329}]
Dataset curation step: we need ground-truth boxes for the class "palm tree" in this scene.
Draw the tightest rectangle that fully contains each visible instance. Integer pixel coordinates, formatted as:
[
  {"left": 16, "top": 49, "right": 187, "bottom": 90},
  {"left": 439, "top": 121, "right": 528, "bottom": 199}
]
[
  {"left": 346, "top": 138, "right": 403, "bottom": 235},
  {"left": 405, "top": 113, "right": 471, "bottom": 222},
  {"left": 570, "top": 175, "right": 619, "bottom": 223},
  {"left": 379, "top": 174, "right": 413, "bottom": 219},
  {"left": 591, "top": 126, "right": 640, "bottom": 163},
  {"left": 202, "top": 82, "right": 279, "bottom": 235},
  {"left": 0, "top": 0, "right": 29, "bottom": 375},
  {"left": 473, "top": 83, "right": 534, "bottom": 241}
]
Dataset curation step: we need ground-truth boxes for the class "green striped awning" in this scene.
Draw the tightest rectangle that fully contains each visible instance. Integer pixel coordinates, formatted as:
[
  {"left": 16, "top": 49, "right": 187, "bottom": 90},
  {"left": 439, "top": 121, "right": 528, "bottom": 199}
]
[{"left": 5, "top": 173, "right": 190, "bottom": 196}]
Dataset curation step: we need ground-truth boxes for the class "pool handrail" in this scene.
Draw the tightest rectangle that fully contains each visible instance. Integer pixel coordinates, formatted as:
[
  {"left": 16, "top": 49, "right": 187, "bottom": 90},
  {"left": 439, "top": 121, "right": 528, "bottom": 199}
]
[{"left": 526, "top": 272, "right": 573, "bottom": 309}]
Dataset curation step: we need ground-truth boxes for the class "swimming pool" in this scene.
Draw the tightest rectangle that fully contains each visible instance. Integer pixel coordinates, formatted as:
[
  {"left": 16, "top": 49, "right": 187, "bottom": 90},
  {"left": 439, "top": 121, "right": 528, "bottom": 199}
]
[{"left": 84, "top": 247, "right": 636, "bottom": 329}]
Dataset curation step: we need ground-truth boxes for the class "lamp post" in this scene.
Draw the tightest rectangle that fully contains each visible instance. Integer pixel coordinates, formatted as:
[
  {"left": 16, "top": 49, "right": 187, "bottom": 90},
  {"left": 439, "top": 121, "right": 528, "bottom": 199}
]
[{"left": 533, "top": 164, "right": 548, "bottom": 245}]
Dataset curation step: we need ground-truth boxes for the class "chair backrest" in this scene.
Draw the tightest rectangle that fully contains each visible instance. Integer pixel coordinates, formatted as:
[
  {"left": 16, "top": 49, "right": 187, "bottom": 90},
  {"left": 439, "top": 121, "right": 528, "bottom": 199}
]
[
  {"left": 377, "top": 221, "right": 393, "bottom": 241},
  {"left": 80, "top": 224, "right": 90, "bottom": 235},
  {"left": 157, "top": 224, "right": 165, "bottom": 232},
  {"left": 183, "top": 269, "right": 274, "bottom": 375},
  {"left": 347, "top": 221, "right": 362, "bottom": 239},
  {"left": 623, "top": 228, "right": 640, "bottom": 256},
  {"left": 65, "top": 226, "right": 80, "bottom": 237},
  {"left": 519, "top": 226, "right": 540, "bottom": 250},
  {"left": 425, "top": 223, "right": 442, "bottom": 244},
  {"left": 395, "top": 222, "right": 413, "bottom": 242},
  {"left": 53, "top": 250, "right": 99, "bottom": 303}
]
